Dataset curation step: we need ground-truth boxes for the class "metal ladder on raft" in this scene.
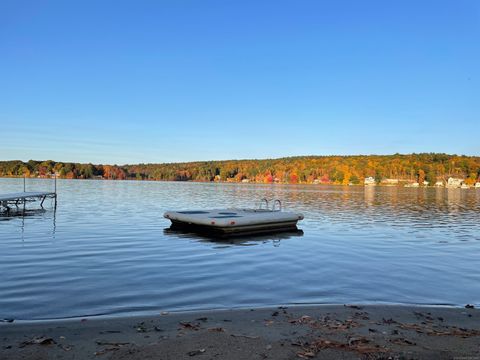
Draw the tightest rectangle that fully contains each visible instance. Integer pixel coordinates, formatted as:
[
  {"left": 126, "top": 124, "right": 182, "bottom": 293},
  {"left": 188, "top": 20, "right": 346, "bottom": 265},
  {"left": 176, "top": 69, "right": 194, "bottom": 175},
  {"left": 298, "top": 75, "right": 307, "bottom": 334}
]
[{"left": 258, "top": 198, "right": 282, "bottom": 212}]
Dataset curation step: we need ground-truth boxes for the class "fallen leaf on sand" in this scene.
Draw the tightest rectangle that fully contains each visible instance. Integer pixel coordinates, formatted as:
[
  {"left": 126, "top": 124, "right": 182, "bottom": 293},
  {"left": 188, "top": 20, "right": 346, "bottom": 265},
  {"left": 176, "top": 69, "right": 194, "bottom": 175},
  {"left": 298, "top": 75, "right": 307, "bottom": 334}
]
[
  {"left": 390, "top": 338, "right": 416, "bottom": 346},
  {"left": 397, "top": 323, "right": 424, "bottom": 333},
  {"left": 208, "top": 327, "right": 225, "bottom": 332},
  {"left": 95, "top": 341, "right": 130, "bottom": 346},
  {"left": 353, "top": 311, "right": 370, "bottom": 320},
  {"left": 179, "top": 321, "right": 200, "bottom": 331},
  {"left": 348, "top": 337, "right": 369, "bottom": 346},
  {"left": 289, "top": 315, "right": 361, "bottom": 331},
  {"left": 94, "top": 347, "right": 119, "bottom": 356},
  {"left": 297, "top": 337, "right": 387, "bottom": 358},
  {"left": 413, "top": 311, "right": 434, "bottom": 322},
  {"left": 297, "top": 351, "right": 316, "bottom": 358},
  {"left": 288, "top": 316, "right": 312, "bottom": 324},
  {"left": 230, "top": 334, "right": 259, "bottom": 339},
  {"left": 396, "top": 321, "right": 480, "bottom": 337},
  {"left": 427, "top": 326, "right": 480, "bottom": 337},
  {"left": 187, "top": 348, "right": 205, "bottom": 356},
  {"left": 19, "top": 337, "right": 56, "bottom": 348},
  {"left": 58, "top": 344, "right": 72, "bottom": 351},
  {"left": 99, "top": 330, "right": 122, "bottom": 334}
]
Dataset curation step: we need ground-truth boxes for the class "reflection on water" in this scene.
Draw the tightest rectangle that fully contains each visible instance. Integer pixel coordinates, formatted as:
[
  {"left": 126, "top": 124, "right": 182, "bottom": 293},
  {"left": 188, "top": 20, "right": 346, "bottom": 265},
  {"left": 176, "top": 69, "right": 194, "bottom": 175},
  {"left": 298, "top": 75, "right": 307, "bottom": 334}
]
[
  {"left": 0, "top": 208, "right": 48, "bottom": 220},
  {"left": 163, "top": 227, "right": 304, "bottom": 247},
  {"left": 0, "top": 178, "right": 479, "bottom": 320}
]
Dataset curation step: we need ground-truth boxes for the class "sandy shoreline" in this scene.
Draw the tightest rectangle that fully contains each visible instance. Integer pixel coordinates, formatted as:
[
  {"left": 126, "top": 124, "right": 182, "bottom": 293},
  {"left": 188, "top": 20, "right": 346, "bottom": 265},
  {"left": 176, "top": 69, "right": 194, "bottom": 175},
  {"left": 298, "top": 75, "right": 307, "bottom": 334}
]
[{"left": 1, "top": 305, "right": 479, "bottom": 359}]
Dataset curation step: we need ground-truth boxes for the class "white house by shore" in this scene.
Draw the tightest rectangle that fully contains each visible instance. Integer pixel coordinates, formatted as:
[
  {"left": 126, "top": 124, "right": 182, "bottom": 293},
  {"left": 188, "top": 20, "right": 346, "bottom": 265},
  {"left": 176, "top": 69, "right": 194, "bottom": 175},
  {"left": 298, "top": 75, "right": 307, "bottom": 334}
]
[
  {"left": 364, "top": 177, "right": 376, "bottom": 186},
  {"left": 446, "top": 177, "right": 464, "bottom": 188}
]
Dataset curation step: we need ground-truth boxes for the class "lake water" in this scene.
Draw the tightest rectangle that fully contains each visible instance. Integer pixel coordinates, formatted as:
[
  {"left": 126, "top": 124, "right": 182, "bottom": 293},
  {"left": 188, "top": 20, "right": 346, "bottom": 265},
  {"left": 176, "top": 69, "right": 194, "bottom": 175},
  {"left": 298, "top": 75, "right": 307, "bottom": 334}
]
[{"left": 1, "top": 178, "right": 479, "bottom": 320}]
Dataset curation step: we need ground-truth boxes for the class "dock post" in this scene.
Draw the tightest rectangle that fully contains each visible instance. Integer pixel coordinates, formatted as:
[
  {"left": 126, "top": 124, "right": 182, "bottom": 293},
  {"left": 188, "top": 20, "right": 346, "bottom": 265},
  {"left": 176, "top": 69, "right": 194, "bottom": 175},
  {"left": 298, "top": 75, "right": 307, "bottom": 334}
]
[
  {"left": 23, "top": 175, "right": 26, "bottom": 207},
  {"left": 54, "top": 173, "right": 58, "bottom": 209}
]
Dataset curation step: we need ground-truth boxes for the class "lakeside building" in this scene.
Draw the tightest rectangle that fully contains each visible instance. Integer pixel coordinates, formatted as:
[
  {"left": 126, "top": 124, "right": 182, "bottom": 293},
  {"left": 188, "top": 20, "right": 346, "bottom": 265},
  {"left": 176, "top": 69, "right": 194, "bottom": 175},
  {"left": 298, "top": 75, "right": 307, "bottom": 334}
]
[
  {"left": 423, "top": 181, "right": 429, "bottom": 186},
  {"left": 446, "top": 177, "right": 465, "bottom": 188},
  {"left": 381, "top": 178, "right": 399, "bottom": 185},
  {"left": 364, "top": 177, "right": 376, "bottom": 186},
  {"left": 435, "top": 181, "right": 444, "bottom": 187},
  {"left": 404, "top": 182, "right": 420, "bottom": 188},
  {"left": 476, "top": 182, "right": 480, "bottom": 188}
]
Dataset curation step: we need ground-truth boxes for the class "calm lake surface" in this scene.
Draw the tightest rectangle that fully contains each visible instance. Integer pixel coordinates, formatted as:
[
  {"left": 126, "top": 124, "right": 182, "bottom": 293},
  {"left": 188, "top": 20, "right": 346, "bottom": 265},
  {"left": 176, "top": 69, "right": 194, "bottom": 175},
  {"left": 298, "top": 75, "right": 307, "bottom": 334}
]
[{"left": 1, "top": 178, "right": 479, "bottom": 320}]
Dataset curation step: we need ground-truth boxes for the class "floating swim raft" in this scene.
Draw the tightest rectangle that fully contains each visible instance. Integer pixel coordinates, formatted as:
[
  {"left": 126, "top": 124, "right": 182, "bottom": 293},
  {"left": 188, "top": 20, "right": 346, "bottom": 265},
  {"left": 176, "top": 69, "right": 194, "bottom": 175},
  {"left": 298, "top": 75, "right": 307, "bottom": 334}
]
[{"left": 164, "top": 199, "right": 304, "bottom": 236}]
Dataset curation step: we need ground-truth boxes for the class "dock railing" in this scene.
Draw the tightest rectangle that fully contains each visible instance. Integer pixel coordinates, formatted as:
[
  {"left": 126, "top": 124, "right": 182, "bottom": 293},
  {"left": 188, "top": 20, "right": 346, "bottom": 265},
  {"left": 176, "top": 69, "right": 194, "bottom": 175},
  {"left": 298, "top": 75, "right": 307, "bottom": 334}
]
[{"left": 0, "top": 174, "right": 57, "bottom": 212}]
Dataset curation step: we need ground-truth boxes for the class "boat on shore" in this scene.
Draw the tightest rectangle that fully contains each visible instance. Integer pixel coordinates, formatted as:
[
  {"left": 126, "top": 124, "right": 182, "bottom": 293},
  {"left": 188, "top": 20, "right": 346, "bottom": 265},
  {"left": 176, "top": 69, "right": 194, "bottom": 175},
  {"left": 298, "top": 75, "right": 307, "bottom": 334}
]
[{"left": 164, "top": 199, "right": 304, "bottom": 237}]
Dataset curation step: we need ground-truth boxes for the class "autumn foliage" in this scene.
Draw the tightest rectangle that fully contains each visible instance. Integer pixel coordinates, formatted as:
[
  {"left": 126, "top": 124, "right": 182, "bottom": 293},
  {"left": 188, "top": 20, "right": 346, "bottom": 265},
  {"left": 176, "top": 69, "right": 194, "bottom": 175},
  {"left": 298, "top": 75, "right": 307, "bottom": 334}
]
[{"left": 1, "top": 154, "right": 479, "bottom": 185}]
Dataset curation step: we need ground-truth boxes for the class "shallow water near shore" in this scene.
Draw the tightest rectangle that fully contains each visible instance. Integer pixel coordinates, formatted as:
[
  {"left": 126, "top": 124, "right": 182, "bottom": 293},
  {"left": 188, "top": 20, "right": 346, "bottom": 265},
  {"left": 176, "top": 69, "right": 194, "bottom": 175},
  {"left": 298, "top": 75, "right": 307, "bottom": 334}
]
[{"left": 1, "top": 178, "right": 479, "bottom": 320}]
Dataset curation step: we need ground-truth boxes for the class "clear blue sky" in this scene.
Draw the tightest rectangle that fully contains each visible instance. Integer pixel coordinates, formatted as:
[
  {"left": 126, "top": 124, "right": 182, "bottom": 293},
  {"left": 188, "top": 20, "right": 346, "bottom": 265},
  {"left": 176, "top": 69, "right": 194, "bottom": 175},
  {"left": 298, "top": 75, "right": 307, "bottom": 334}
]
[{"left": 1, "top": 0, "right": 478, "bottom": 164}]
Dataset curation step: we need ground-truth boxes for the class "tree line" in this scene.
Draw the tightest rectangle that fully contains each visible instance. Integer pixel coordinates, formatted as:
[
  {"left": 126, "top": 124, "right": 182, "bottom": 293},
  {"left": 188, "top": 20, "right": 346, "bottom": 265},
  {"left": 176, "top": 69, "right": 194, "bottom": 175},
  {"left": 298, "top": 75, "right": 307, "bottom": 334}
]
[{"left": 1, "top": 154, "right": 479, "bottom": 185}]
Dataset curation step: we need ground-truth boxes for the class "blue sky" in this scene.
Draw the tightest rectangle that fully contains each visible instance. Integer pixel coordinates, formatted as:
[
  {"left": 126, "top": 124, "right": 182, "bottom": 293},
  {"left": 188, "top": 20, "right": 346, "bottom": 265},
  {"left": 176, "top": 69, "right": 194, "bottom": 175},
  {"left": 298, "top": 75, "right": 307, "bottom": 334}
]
[{"left": 1, "top": 0, "right": 478, "bottom": 164}]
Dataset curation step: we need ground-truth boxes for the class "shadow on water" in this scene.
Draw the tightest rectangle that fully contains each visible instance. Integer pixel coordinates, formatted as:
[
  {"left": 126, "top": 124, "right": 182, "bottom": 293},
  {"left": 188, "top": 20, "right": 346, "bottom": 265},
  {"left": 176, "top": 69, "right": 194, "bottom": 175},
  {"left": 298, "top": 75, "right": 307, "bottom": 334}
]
[
  {"left": 0, "top": 208, "right": 48, "bottom": 220},
  {"left": 163, "top": 227, "right": 304, "bottom": 246},
  {"left": 0, "top": 206, "right": 57, "bottom": 240}
]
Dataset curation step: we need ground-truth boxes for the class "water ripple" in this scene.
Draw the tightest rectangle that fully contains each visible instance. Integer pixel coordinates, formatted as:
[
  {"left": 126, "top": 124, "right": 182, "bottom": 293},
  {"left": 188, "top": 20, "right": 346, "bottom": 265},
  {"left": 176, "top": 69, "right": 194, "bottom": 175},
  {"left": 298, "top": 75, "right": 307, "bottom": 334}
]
[{"left": 0, "top": 179, "right": 479, "bottom": 320}]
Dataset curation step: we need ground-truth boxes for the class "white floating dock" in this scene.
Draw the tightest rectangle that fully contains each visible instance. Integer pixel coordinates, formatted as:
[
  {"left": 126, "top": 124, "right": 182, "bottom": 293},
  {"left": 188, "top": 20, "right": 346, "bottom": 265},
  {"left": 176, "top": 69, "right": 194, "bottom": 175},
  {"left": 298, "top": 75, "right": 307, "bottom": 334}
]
[{"left": 164, "top": 201, "right": 304, "bottom": 236}]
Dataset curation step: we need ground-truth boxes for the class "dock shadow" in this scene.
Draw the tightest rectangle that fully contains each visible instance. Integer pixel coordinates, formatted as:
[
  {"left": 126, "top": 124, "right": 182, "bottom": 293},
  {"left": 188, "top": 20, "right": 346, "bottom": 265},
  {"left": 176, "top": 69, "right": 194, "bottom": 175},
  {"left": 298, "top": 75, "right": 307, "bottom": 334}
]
[
  {"left": 163, "top": 227, "right": 304, "bottom": 246},
  {"left": 0, "top": 208, "right": 48, "bottom": 221}
]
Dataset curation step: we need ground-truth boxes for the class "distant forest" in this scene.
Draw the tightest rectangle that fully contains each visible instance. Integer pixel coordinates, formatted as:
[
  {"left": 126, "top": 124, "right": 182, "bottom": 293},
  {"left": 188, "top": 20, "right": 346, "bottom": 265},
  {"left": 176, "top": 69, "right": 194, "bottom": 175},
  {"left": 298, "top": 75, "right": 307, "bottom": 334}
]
[{"left": 1, "top": 154, "right": 479, "bottom": 185}]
